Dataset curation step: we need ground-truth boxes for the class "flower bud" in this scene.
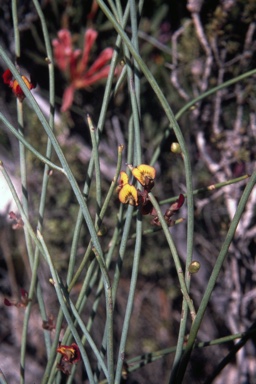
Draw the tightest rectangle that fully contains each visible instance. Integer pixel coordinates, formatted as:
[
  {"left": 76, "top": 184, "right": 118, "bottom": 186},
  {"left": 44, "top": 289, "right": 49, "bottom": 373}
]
[
  {"left": 188, "top": 261, "right": 200, "bottom": 274},
  {"left": 170, "top": 142, "right": 182, "bottom": 154}
]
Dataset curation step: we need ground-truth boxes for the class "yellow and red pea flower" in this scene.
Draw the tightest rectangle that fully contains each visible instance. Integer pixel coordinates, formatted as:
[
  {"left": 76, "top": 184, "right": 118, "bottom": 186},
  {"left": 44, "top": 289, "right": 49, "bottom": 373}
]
[
  {"left": 2, "top": 69, "right": 36, "bottom": 102},
  {"left": 119, "top": 184, "right": 138, "bottom": 206},
  {"left": 56, "top": 343, "right": 81, "bottom": 364},
  {"left": 116, "top": 171, "right": 129, "bottom": 194},
  {"left": 117, "top": 165, "right": 156, "bottom": 206},
  {"left": 128, "top": 164, "right": 156, "bottom": 190}
]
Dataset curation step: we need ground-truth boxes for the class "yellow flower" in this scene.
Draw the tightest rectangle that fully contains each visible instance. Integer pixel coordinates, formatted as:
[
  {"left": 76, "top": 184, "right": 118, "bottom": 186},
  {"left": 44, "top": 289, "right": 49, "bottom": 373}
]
[
  {"left": 116, "top": 171, "right": 129, "bottom": 193},
  {"left": 119, "top": 171, "right": 129, "bottom": 186},
  {"left": 119, "top": 184, "right": 138, "bottom": 206},
  {"left": 128, "top": 164, "right": 156, "bottom": 189}
]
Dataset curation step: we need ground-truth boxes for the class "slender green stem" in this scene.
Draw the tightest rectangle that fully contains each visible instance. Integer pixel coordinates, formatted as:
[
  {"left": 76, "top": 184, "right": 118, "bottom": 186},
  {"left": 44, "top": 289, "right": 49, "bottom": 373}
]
[
  {"left": 175, "top": 68, "right": 256, "bottom": 121},
  {"left": 150, "top": 68, "right": 256, "bottom": 167},
  {"left": 148, "top": 193, "right": 196, "bottom": 318},
  {"left": 12, "top": 0, "right": 20, "bottom": 57},
  {"left": 114, "top": 210, "right": 143, "bottom": 384},
  {"left": 129, "top": 0, "right": 142, "bottom": 164},
  {"left": 0, "top": 370, "right": 8, "bottom": 384},
  {"left": 160, "top": 174, "right": 250, "bottom": 205},
  {"left": 126, "top": 324, "right": 256, "bottom": 372},
  {"left": 37, "top": 230, "right": 96, "bottom": 384},
  {"left": 87, "top": 115, "right": 102, "bottom": 218},
  {"left": 203, "top": 320, "right": 256, "bottom": 384},
  {"left": 0, "top": 113, "right": 64, "bottom": 173},
  {"left": 174, "top": 171, "right": 256, "bottom": 383},
  {"left": 92, "top": 247, "right": 114, "bottom": 384}
]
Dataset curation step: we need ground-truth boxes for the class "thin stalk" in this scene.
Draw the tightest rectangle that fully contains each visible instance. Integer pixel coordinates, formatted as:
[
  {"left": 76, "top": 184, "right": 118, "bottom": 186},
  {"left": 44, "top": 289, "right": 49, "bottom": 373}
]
[
  {"left": 203, "top": 321, "right": 256, "bottom": 384},
  {"left": 150, "top": 68, "right": 256, "bottom": 167},
  {"left": 0, "top": 113, "right": 65, "bottom": 173},
  {"left": 87, "top": 115, "right": 102, "bottom": 219},
  {"left": 127, "top": 324, "right": 256, "bottom": 371},
  {"left": 174, "top": 171, "right": 256, "bottom": 383},
  {"left": 11, "top": 2, "right": 36, "bottom": 374},
  {"left": 11, "top": 0, "right": 20, "bottom": 57},
  {"left": 68, "top": 144, "right": 124, "bottom": 290},
  {"left": 148, "top": 193, "right": 196, "bottom": 318},
  {"left": 160, "top": 174, "right": 250, "bottom": 205},
  {"left": 95, "top": 204, "right": 133, "bottom": 381},
  {"left": 130, "top": 0, "right": 142, "bottom": 164},
  {"left": 30, "top": 0, "right": 56, "bottom": 360},
  {"left": 175, "top": 68, "right": 256, "bottom": 121},
  {"left": 114, "top": 210, "right": 143, "bottom": 384},
  {"left": 92, "top": 247, "right": 114, "bottom": 384},
  {"left": 0, "top": 370, "right": 8, "bottom": 384},
  {"left": 68, "top": 300, "right": 109, "bottom": 379},
  {"left": 37, "top": 230, "right": 96, "bottom": 384},
  {"left": 0, "top": 162, "right": 46, "bottom": 258}
]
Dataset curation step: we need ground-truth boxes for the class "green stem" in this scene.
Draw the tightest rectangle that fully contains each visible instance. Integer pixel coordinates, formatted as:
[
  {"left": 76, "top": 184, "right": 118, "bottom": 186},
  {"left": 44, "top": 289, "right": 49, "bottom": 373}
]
[
  {"left": 114, "top": 210, "right": 143, "bottom": 383},
  {"left": 174, "top": 171, "right": 256, "bottom": 383},
  {"left": 92, "top": 247, "right": 114, "bottom": 384},
  {"left": 37, "top": 230, "right": 96, "bottom": 384},
  {"left": 0, "top": 113, "right": 64, "bottom": 173},
  {"left": 148, "top": 193, "right": 196, "bottom": 319}
]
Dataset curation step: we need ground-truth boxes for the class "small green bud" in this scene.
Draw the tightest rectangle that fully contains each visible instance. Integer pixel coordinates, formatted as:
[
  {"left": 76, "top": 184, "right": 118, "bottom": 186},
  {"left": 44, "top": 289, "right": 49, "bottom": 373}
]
[{"left": 188, "top": 261, "right": 200, "bottom": 274}]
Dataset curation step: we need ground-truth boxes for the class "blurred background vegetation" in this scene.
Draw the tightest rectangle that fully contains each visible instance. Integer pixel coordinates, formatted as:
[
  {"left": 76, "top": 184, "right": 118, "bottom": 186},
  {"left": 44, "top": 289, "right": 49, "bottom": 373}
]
[{"left": 0, "top": 0, "right": 256, "bottom": 383}]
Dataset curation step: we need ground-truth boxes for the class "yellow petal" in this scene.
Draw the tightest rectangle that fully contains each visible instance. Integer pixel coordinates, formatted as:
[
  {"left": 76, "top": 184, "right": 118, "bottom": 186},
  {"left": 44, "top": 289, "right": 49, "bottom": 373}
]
[
  {"left": 119, "top": 171, "right": 129, "bottom": 186},
  {"left": 131, "top": 164, "right": 156, "bottom": 186},
  {"left": 119, "top": 184, "right": 138, "bottom": 206}
]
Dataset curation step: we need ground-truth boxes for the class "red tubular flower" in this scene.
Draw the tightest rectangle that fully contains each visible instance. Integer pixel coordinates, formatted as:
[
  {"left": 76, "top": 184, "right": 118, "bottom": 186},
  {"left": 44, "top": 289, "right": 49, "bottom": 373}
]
[
  {"left": 2, "top": 69, "right": 36, "bottom": 102},
  {"left": 57, "top": 343, "right": 81, "bottom": 364},
  {"left": 52, "top": 29, "right": 115, "bottom": 112}
]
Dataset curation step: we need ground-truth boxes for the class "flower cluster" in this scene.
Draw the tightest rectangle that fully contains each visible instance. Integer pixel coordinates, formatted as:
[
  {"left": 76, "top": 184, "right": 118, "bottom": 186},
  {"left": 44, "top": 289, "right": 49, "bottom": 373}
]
[
  {"left": 117, "top": 164, "right": 185, "bottom": 227},
  {"left": 56, "top": 343, "right": 81, "bottom": 375},
  {"left": 52, "top": 28, "right": 114, "bottom": 111},
  {"left": 2, "top": 69, "right": 36, "bottom": 102},
  {"left": 117, "top": 164, "right": 156, "bottom": 209}
]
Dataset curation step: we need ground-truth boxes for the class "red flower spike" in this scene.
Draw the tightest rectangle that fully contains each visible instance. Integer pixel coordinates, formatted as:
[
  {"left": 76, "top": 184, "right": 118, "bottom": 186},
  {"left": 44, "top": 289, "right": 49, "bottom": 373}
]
[
  {"left": 52, "top": 28, "right": 115, "bottom": 111},
  {"left": 57, "top": 343, "right": 81, "bottom": 364},
  {"left": 2, "top": 69, "right": 36, "bottom": 102}
]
